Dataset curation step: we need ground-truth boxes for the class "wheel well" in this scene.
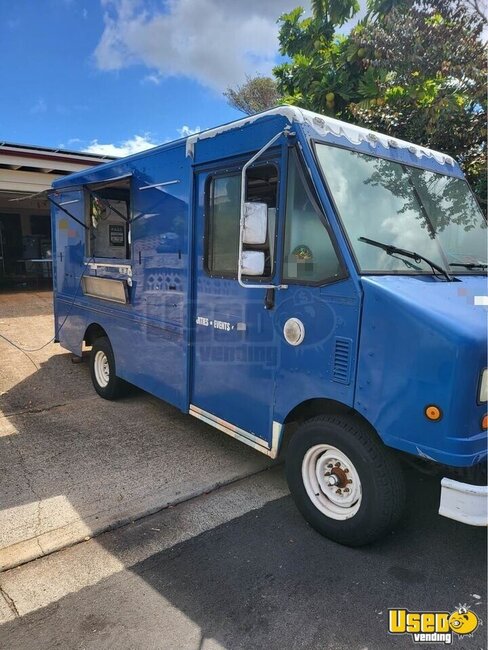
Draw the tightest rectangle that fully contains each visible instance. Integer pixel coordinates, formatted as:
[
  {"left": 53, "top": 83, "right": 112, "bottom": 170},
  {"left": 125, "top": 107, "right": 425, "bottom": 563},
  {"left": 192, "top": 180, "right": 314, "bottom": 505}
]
[
  {"left": 84, "top": 323, "right": 107, "bottom": 347},
  {"left": 284, "top": 398, "right": 354, "bottom": 425},
  {"left": 279, "top": 398, "right": 379, "bottom": 455}
]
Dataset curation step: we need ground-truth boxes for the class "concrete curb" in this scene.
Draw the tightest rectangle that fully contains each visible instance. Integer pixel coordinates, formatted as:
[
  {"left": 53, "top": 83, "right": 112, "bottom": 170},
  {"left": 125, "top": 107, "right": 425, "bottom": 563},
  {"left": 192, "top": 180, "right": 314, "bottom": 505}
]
[
  {"left": 0, "top": 467, "right": 289, "bottom": 625},
  {"left": 0, "top": 465, "right": 278, "bottom": 572}
]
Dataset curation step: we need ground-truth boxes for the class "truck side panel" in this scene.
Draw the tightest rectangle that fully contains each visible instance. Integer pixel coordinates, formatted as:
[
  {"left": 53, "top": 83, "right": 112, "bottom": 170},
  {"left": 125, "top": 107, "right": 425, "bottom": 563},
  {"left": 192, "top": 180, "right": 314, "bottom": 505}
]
[{"left": 52, "top": 144, "right": 191, "bottom": 411}]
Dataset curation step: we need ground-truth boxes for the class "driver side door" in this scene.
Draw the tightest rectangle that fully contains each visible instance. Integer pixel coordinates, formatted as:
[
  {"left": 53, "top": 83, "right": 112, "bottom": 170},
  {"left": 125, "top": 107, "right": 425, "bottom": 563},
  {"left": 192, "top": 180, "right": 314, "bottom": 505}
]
[{"left": 190, "top": 156, "right": 284, "bottom": 450}]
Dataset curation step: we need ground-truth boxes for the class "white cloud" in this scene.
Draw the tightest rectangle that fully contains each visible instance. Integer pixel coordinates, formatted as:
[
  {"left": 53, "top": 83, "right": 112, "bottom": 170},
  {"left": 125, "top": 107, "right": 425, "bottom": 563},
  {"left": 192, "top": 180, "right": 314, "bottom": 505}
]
[
  {"left": 177, "top": 125, "right": 201, "bottom": 138},
  {"left": 83, "top": 134, "right": 157, "bottom": 157},
  {"left": 58, "top": 138, "right": 84, "bottom": 149},
  {"left": 94, "top": 0, "right": 309, "bottom": 91},
  {"left": 142, "top": 73, "right": 162, "bottom": 85},
  {"left": 68, "top": 126, "right": 202, "bottom": 158}
]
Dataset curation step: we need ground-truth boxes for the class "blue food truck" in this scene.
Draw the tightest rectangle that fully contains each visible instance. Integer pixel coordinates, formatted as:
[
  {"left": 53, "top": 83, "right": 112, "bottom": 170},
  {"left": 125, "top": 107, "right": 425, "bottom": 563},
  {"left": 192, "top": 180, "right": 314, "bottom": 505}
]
[{"left": 50, "top": 107, "right": 487, "bottom": 545}]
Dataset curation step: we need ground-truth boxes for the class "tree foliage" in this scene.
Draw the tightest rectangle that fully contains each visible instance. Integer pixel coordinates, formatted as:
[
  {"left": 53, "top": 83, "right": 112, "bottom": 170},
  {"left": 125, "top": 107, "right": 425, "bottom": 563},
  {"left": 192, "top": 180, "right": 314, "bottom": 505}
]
[
  {"left": 224, "top": 75, "right": 280, "bottom": 115},
  {"left": 273, "top": 0, "right": 487, "bottom": 207},
  {"left": 274, "top": 1, "right": 362, "bottom": 116},
  {"left": 349, "top": 0, "right": 487, "bottom": 207}
]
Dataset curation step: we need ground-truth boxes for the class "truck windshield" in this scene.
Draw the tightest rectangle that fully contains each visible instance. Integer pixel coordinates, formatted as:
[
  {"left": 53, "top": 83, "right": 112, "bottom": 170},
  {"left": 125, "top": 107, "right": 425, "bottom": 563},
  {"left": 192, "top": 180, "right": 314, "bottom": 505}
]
[{"left": 315, "top": 143, "right": 487, "bottom": 274}]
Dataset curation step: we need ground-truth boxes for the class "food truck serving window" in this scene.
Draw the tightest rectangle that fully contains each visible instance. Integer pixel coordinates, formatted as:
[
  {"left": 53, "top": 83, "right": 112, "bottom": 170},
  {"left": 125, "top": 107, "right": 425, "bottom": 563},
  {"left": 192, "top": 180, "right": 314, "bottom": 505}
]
[{"left": 85, "top": 177, "right": 132, "bottom": 260}]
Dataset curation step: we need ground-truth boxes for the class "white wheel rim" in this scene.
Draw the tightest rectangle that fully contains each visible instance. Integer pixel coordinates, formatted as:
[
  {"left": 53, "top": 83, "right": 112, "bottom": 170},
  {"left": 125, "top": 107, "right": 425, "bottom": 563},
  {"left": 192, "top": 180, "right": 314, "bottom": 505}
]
[
  {"left": 94, "top": 350, "right": 110, "bottom": 388},
  {"left": 302, "top": 444, "right": 362, "bottom": 520}
]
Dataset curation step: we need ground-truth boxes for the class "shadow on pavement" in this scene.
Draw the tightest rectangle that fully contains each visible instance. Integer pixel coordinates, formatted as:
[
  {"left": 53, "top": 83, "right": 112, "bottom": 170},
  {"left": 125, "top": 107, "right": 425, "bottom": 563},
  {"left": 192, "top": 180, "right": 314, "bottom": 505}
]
[
  {"left": 115, "top": 468, "right": 486, "bottom": 649},
  {"left": 0, "top": 467, "right": 485, "bottom": 650}
]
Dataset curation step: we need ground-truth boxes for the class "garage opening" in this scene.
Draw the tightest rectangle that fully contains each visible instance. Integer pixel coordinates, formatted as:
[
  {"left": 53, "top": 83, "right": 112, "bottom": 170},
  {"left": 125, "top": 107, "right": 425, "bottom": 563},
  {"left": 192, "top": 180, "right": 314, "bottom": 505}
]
[
  {"left": 0, "top": 192, "right": 52, "bottom": 290},
  {"left": 0, "top": 142, "right": 115, "bottom": 291}
]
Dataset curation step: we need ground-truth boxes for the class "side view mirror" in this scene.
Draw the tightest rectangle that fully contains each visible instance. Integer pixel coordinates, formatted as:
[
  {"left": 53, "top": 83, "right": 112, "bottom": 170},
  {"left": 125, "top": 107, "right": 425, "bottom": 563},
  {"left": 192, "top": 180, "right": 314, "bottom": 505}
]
[
  {"left": 243, "top": 202, "right": 267, "bottom": 245},
  {"left": 237, "top": 129, "right": 288, "bottom": 290},
  {"left": 241, "top": 250, "right": 265, "bottom": 276}
]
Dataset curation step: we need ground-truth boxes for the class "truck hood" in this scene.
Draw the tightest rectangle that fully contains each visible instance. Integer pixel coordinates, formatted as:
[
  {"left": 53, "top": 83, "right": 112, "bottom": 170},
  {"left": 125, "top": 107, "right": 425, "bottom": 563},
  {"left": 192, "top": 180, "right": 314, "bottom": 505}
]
[
  {"left": 360, "top": 275, "right": 488, "bottom": 344},
  {"left": 355, "top": 274, "right": 487, "bottom": 466}
]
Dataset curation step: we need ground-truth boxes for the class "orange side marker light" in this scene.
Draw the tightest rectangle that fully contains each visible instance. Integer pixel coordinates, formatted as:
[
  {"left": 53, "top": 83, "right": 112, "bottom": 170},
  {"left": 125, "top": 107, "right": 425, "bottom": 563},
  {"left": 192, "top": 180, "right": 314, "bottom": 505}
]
[{"left": 425, "top": 405, "right": 442, "bottom": 421}]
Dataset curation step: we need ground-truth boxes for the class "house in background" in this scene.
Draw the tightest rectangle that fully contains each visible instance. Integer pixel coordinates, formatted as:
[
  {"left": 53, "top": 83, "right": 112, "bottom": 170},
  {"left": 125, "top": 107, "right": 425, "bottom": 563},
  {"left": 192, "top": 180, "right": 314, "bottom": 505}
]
[{"left": 0, "top": 142, "right": 115, "bottom": 289}]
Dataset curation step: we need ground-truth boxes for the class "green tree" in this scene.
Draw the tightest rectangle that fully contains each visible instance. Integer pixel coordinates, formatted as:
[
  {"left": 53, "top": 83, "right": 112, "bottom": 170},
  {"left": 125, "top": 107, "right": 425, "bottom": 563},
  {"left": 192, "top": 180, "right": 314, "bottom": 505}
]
[
  {"left": 274, "top": 1, "right": 361, "bottom": 116},
  {"left": 274, "top": 0, "right": 487, "bottom": 207},
  {"left": 224, "top": 75, "right": 280, "bottom": 115},
  {"left": 350, "top": 0, "right": 486, "bottom": 207}
]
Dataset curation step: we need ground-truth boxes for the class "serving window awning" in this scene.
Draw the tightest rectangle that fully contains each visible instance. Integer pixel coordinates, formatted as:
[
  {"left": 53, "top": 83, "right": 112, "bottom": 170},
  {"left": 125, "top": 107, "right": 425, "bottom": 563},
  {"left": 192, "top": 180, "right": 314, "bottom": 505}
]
[{"left": 8, "top": 173, "right": 134, "bottom": 230}]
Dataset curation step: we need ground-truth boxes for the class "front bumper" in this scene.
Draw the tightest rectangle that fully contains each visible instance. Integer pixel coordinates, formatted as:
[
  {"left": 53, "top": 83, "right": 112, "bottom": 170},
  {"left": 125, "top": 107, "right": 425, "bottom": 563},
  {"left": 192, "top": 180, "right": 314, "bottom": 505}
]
[{"left": 439, "top": 477, "right": 488, "bottom": 526}]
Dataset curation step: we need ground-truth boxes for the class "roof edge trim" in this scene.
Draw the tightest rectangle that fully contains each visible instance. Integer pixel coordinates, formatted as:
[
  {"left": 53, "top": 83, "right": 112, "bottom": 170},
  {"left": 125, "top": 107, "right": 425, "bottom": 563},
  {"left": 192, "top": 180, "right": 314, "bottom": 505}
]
[
  {"left": 185, "top": 106, "right": 302, "bottom": 158},
  {"left": 185, "top": 105, "right": 456, "bottom": 168}
]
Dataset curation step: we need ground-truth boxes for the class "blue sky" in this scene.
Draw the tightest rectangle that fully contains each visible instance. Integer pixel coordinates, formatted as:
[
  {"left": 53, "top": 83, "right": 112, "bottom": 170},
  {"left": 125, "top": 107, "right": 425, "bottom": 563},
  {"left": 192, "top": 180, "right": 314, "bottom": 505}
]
[{"left": 0, "top": 0, "right": 363, "bottom": 156}]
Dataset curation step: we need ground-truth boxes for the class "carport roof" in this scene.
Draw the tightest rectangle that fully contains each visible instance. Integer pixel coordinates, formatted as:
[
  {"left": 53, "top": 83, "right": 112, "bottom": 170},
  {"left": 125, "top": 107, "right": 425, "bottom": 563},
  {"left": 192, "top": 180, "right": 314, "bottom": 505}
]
[
  {"left": 0, "top": 142, "right": 118, "bottom": 195},
  {"left": 0, "top": 141, "right": 116, "bottom": 166}
]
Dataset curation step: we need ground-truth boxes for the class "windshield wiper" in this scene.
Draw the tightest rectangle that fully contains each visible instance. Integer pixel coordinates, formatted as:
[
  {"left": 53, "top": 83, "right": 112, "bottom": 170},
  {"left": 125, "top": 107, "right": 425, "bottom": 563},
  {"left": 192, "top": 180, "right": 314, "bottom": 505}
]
[
  {"left": 358, "top": 236, "right": 452, "bottom": 281},
  {"left": 449, "top": 262, "right": 488, "bottom": 270}
]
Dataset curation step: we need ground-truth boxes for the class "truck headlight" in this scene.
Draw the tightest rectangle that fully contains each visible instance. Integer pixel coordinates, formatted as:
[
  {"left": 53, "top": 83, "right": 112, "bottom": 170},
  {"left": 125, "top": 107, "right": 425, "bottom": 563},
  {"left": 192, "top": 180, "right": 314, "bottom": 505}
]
[{"left": 479, "top": 369, "right": 488, "bottom": 403}]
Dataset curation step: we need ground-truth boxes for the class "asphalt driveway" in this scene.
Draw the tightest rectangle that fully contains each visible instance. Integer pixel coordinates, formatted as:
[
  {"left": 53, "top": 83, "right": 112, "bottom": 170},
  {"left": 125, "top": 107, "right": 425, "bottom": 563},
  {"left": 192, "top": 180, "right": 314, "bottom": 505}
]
[{"left": 0, "top": 466, "right": 485, "bottom": 649}]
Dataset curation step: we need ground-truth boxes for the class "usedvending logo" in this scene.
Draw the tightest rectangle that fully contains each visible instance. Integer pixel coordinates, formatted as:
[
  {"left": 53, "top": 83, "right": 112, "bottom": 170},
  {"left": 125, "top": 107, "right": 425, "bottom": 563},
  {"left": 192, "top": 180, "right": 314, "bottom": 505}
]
[{"left": 388, "top": 605, "right": 481, "bottom": 644}]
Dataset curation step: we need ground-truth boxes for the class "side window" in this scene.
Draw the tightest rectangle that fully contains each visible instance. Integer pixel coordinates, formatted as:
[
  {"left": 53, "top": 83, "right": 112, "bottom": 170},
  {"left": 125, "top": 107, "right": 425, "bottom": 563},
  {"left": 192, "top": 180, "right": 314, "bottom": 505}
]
[
  {"left": 206, "top": 164, "right": 278, "bottom": 277},
  {"left": 207, "top": 175, "right": 241, "bottom": 275},
  {"left": 86, "top": 177, "right": 131, "bottom": 260},
  {"left": 283, "top": 152, "right": 342, "bottom": 284}
]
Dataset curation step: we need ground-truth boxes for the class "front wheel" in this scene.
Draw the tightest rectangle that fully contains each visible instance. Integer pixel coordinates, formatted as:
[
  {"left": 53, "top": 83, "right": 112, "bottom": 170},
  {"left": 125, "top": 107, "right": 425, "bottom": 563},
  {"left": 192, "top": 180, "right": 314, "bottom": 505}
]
[
  {"left": 89, "top": 336, "right": 127, "bottom": 400},
  {"left": 286, "top": 414, "right": 406, "bottom": 546}
]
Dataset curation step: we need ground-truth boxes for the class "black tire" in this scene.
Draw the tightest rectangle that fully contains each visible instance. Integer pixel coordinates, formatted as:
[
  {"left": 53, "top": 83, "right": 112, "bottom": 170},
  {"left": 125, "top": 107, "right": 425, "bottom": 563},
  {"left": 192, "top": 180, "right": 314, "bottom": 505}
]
[
  {"left": 89, "top": 336, "right": 126, "bottom": 400},
  {"left": 286, "top": 414, "right": 406, "bottom": 546}
]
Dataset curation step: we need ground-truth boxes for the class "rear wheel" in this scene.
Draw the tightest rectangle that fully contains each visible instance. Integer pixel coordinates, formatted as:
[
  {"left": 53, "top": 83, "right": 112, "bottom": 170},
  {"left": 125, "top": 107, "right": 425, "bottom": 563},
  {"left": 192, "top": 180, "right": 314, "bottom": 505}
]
[
  {"left": 89, "top": 336, "right": 126, "bottom": 400},
  {"left": 286, "top": 414, "right": 406, "bottom": 546}
]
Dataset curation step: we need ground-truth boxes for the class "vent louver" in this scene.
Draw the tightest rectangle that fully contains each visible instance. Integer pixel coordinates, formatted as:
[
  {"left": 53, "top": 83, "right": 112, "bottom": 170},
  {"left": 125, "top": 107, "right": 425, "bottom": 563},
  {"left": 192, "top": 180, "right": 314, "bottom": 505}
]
[{"left": 333, "top": 337, "right": 352, "bottom": 384}]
